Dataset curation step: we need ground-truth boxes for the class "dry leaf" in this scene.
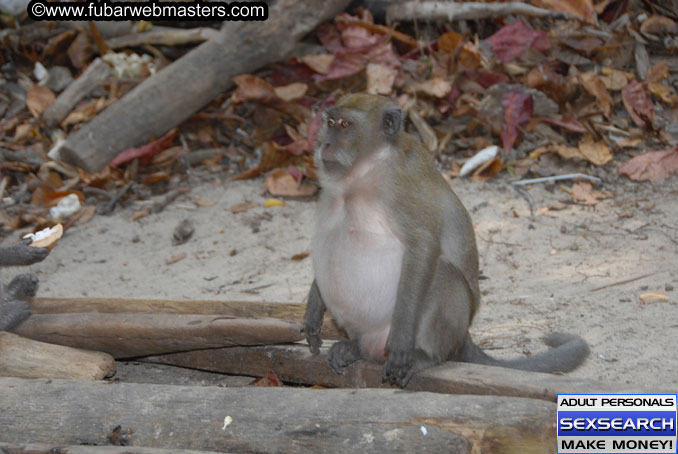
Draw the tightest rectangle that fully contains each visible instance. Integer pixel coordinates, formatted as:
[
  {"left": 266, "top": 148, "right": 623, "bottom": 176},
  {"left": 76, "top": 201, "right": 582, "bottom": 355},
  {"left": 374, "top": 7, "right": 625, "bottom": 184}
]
[
  {"left": 291, "top": 250, "right": 310, "bottom": 261},
  {"left": 264, "top": 198, "right": 286, "bottom": 208},
  {"left": 166, "top": 252, "right": 187, "bottom": 265},
  {"left": 484, "top": 20, "right": 550, "bottom": 63},
  {"left": 264, "top": 168, "right": 318, "bottom": 197},
  {"left": 619, "top": 146, "right": 678, "bottom": 182},
  {"left": 111, "top": 129, "right": 177, "bottom": 167},
  {"left": 501, "top": 89, "right": 533, "bottom": 153},
  {"left": 61, "top": 97, "right": 107, "bottom": 127},
  {"left": 579, "top": 72, "right": 612, "bottom": 116},
  {"left": 599, "top": 67, "right": 632, "bottom": 90},
  {"left": 640, "top": 16, "right": 678, "bottom": 37},
  {"left": 648, "top": 82, "right": 678, "bottom": 105},
  {"left": 578, "top": 135, "right": 612, "bottom": 166},
  {"left": 366, "top": 63, "right": 397, "bottom": 95},
  {"left": 645, "top": 61, "right": 669, "bottom": 84},
  {"left": 231, "top": 74, "right": 278, "bottom": 104},
  {"left": 458, "top": 43, "right": 482, "bottom": 70},
  {"left": 249, "top": 371, "right": 283, "bottom": 387},
  {"left": 231, "top": 201, "right": 260, "bottom": 214},
  {"left": 639, "top": 292, "right": 669, "bottom": 304},
  {"left": 194, "top": 196, "right": 216, "bottom": 207},
  {"left": 273, "top": 83, "right": 308, "bottom": 102},
  {"left": 409, "top": 77, "right": 452, "bottom": 98},
  {"left": 300, "top": 54, "right": 335, "bottom": 74},
  {"left": 531, "top": 0, "right": 597, "bottom": 22},
  {"left": 570, "top": 182, "right": 609, "bottom": 205},
  {"left": 26, "top": 85, "right": 56, "bottom": 118},
  {"left": 438, "top": 31, "right": 462, "bottom": 52},
  {"left": 76, "top": 205, "right": 97, "bottom": 224},
  {"left": 131, "top": 209, "right": 150, "bottom": 221},
  {"left": 621, "top": 81, "right": 654, "bottom": 127}
]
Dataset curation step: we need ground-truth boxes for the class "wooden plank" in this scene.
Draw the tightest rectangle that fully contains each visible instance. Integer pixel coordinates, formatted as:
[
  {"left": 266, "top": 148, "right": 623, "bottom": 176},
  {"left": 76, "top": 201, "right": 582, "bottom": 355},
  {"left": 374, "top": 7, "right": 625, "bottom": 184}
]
[
  {"left": 29, "top": 296, "right": 344, "bottom": 339},
  {"left": 13, "top": 313, "right": 303, "bottom": 357},
  {"left": 58, "top": 0, "right": 352, "bottom": 172},
  {"left": 145, "top": 343, "right": 655, "bottom": 401},
  {"left": 0, "top": 332, "right": 115, "bottom": 380},
  {"left": 0, "top": 377, "right": 563, "bottom": 453}
]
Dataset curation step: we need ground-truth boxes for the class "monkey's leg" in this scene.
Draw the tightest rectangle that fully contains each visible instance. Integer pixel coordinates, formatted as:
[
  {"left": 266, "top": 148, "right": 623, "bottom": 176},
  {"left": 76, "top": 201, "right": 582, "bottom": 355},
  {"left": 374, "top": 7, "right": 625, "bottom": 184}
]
[
  {"left": 327, "top": 339, "right": 363, "bottom": 374},
  {"left": 304, "top": 280, "right": 325, "bottom": 355}
]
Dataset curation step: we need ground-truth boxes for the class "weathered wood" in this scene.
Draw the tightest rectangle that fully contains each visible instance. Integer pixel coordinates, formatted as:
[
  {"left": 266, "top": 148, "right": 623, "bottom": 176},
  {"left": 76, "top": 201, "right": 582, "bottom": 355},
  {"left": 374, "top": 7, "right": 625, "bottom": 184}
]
[
  {"left": 106, "top": 27, "right": 220, "bottom": 49},
  {"left": 29, "top": 296, "right": 344, "bottom": 339},
  {"left": 0, "top": 377, "right": 564, "bottom": 453},
  {"left": 146, "top": 343, "right": 654, "bottom": 401},
  {"left": 42, "top": 58, "right": 111, "bottom": 126},
  {"left": 58, "top": 0, "right": 352, "bottom": 172},
  {"left": 0, "top": 443, "right": 225, "bottom": 454},
  {"left": 0, "top": 332, "right": 115, "bottom": 380},
  {"left": 386, "top": 1, "right": 571, "bottom": 23},
  {"left": 13, "top": 313, "right": 303, "bottom": 358}
]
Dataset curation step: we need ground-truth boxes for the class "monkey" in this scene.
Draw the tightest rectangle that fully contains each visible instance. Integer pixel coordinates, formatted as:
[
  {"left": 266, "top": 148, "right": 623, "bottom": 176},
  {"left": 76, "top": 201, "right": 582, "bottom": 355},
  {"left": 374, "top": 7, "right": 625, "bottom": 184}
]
[
  {"left": 304, "top": 93, "right": 589, "bottom": 387},
  {"left": 0, "top": 241, "right": 48, "bottom": 331}
]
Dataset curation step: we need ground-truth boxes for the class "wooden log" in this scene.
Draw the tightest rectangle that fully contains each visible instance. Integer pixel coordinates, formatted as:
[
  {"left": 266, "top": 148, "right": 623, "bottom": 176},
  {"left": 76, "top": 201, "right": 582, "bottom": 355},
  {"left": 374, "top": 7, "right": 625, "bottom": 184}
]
[
  {"left": 0, "top": 377, "right": 563, "bottom": 453},
  {"left": 58, "top": 0, "right": 352, "bottom": 172},
  {"left": 0, "top": 443, "right": 225, "bottom": 454},
  {"left": 13, "top": 313, "right": 303, "bottom": 358},
  {"left": 42, "top": 58, "right": 111, "bottom": 126},
  {"left": 146, "top": 343, "right": 655, "bottom": 401},
  {"left": 29, "top": 296, "right": 344, "bottom": 339},
  {"left": 0, "top": 332, "right": 115, "bottom": 380}
]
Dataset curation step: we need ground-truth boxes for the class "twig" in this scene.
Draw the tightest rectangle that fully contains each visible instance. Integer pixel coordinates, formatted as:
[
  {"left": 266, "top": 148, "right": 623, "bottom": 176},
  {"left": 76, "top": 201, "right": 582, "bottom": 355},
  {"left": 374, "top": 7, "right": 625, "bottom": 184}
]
[
  {"left": 386, "top": 1, "right": 572, "bottom": 23},
  {"left": 512, "top": 174, "right": 602, "bottom": 186},
  {"left": 590, "top": 272, "right": 656, "bottom": 292},
  {"left": 335, "top": 16, "right": 419, "bottom": 48},
  {"left": 98, "top": 181, "right": 134, "bottom": 215},
  {"left": 512, "top": 184, "right": 535, "bottom": 216}
]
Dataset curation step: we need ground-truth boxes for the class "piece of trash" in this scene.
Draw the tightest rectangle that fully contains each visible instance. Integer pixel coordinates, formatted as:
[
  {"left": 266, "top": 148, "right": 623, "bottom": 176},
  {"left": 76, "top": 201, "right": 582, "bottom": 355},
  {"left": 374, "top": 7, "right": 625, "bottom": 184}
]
[
  {"left": 420, "top": 426, "right": 428, "bottom": 436},
  {"left": 460, "top": 146, "right": 499, "bottom": 177},
  {"left": 222, "top": 416, "right": 232, "bottom": 430},
  {"left": 49, "top": 194, "right": 81, "bottom": 219}
]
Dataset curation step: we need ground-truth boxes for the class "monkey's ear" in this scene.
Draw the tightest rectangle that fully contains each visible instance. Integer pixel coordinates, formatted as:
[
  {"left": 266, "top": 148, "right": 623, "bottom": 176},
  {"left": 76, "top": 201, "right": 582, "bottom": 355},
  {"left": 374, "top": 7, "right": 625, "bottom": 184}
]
[{"left": 382, "top": 106, "right": 402, "bottom": 138}]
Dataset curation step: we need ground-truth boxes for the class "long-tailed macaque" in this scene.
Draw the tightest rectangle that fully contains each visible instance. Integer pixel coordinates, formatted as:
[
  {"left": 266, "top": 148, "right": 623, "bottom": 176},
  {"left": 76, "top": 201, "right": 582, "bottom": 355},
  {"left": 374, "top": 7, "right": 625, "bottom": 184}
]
[{"left": 304, "top": 93, "right": 589, "bottom": 387}]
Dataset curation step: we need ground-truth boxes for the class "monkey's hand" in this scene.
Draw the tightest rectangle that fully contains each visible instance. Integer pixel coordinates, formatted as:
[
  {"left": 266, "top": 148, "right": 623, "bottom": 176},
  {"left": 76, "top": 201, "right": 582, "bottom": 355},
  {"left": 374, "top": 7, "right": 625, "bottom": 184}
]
[
  {"left": 382, "top": 341, "right": 415, "bottom": 388},
  {"left": 0, "top": 241, "right": 50, "bottom": 267}
]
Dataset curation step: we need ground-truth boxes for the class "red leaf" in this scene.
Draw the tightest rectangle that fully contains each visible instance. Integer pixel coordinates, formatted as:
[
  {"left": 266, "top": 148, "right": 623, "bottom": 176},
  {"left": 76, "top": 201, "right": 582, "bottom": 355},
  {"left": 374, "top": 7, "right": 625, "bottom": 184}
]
[
  {"left": 485, "top": 20, "right": 550, "bottom": 63},
  {"left": 462, "top": 71, "right": 509, "bottom": 89},
  {"left": 621, "top": 81, "right": 655, "bottom": 127},
  {"left": 110, "top": 129, "right": 177, "bottom": 167},
  {"left": 316, "top": 23, "right": 343, "bottom": 53},
  {"left": 619, "top": 146, "right": 678, "bottom": 182},
  {"left": 501, "top": 90, "right": 533, "bottom": 153}
]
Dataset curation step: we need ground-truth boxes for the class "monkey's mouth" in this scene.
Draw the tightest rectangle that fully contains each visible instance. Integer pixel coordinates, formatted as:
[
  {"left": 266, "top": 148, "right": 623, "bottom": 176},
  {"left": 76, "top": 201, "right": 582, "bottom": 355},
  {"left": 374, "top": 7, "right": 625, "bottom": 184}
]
[{"left": 322, "top": 158, "right": 347, "bottom": 174}]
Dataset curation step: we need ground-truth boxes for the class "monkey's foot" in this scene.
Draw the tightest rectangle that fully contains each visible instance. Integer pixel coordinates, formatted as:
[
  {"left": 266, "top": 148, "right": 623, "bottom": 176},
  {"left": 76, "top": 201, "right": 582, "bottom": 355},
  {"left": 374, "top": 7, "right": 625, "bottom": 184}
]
[
  {"left": 7, "top": 273, "right": 40, "bottom": 299},
  {"left": 327, "top": 340, "right": 362, "bottom": 374}
]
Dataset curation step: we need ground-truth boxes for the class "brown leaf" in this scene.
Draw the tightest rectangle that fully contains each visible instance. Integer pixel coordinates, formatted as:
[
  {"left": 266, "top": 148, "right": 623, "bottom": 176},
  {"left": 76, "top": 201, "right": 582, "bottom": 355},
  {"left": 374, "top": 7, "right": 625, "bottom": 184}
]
[
  {"left": 249, "top": 371, "right": 283, "bottom": 387},
  {"left": 578, "top": 135, "right": 612, "bottom": 166},
  {"left": 76, "top": 205, "right": 97, "bottom": 225},
  {"left": 264, "top": 168, "right": 318, "bottom": 197},
  {"left": 194, "top": 196, "right": 216, "bottom": 207},
  {"left": 366, "top": 63, "right": 397, "bottom": 95},
  {"left": 408, "top": 77, "right": 452, "bottom": 98},
  {"left": 166, "top": 252, "right": 187, "bottom": 265},
  {"left": 579, "top": 72, "right": 612, "bottom": 116},
  {"left": 484, "top": 20, "right": 550, "bottom": 63},
  {"left": 501, "top": 89, "right": 533, "bottom": 153},
  {"left": 26, "top": 85, "right": 55, "bottom": 118},
  {"left": 291, "top": 250, "right": 310, "bottom": 261},
  {"left": 273, "top": 83, "right": 308, "bottom": 102},
  {"left": 600, "top": 67, "right": 632, "bottom": 90},
  {"left": 438, "top": 31, "right": 462, "bottom": 53},
  {"left": 647, "top": 82, "right": 678, "bottom": 105},
  {"left": 619, "top": 146, "right": 678, "bottom": 182},
  {"left": 61, "top": 97, "right": 107, "bottom": 127},
  {"left": 231, "top": 74, "right": 278, "bottom": 104},
  {"left": 300, "top": 54, "right": 335, "bottom": 74},
  {"left": 639, "top": 16, "right": 678, "bottom": 37},
  {"left": 621, "top": 81, "right": 655, "bottom": 127},
  {"left": 131, "top": 209, "right": 150, "bottom": 221},
  {"left": 458, "top": 43, "right": 482, "bottom": 70},
  {"left": 570, "top": 182, "right": 601, "bottom": 205},
  {"left": 531, "top": 0, "right": 597, "bottom": 22},
  {"left": 231, "top": 201, "right": 260, "bottom": 214},
  {"left": 645, "top": 61, "right": 669, "bottom": 84},
  {"left": 110, "top": 129, "right": 177, "bottom": 167}
]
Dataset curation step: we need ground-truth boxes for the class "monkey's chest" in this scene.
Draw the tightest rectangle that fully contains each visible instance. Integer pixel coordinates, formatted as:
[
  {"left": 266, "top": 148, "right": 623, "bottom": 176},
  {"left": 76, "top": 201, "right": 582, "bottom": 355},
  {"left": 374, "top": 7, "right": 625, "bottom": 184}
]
[{"left": 312, "top": 207, "right": 404, "bottom": 336}]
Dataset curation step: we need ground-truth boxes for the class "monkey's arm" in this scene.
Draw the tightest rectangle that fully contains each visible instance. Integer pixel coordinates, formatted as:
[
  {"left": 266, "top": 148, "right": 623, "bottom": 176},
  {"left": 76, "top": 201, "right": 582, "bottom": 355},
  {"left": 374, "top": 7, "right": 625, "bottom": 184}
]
[
  {"left": 0, "top": 241, "right": 50, "bottom": 266},
  {"left": 304, "top": 280, "right": 326, "bottom": 355},
  {"left": 383, "top": 234, "right": 440, "bottom": 387}
]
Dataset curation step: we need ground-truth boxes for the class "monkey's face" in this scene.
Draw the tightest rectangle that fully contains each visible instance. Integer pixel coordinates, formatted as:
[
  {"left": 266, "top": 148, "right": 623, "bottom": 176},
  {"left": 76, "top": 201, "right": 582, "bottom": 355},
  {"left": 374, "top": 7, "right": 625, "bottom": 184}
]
[{"left": 315, "top": 94, "right": 403, "bottom": 181}]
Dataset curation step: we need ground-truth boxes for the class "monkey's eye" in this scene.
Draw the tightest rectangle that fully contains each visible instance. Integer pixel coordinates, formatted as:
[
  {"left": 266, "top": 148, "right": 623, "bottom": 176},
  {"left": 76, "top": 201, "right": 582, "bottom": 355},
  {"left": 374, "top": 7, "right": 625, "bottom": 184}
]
[
  {"left": 328, "top": 118, "right": 335, "bottom": 128},
  {"left": 338, "top": 118, "right": 349, "bottom": 128}
]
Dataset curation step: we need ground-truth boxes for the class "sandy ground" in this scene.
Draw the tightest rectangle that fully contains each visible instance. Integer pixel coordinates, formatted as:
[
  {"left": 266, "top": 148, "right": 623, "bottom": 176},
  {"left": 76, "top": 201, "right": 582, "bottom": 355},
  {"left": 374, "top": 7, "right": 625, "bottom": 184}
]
[{"left": 7, "top": 171, "right": 678, "bottom": 390}]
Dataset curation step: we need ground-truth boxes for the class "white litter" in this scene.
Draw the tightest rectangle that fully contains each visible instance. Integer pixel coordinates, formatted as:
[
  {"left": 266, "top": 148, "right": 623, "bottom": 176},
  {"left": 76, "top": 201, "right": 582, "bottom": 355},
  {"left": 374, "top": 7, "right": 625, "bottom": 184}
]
[
  {"left": 49, "top": 194, "right": 81, "bottom": 219},
  {"left": 459, "top": 145, "right": 499, "bottom": 177}
]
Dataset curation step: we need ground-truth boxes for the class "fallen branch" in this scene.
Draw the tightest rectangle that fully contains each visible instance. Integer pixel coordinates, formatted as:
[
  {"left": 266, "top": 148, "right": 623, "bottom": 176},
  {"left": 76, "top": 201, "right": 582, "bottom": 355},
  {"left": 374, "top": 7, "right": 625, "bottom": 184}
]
[
  {"left": 0, "top": 377, "right": 562, "bottom": 452},
  {"left": 59, "top": 0, "right": 353, "bottom": 172},
  {"left": 0, "top": 331, "right": 115, "bottom": 379},
  {"left": 13, "top": 313, "right": 303, "bottom": 357},
  {"left": 146, "top": 343, "right": 654, "bottom": 401},
  {"left": 386, "top": 1, "right": 571, "bottom": 23},
  {"left": 106, "top": 27, "right": 220, "bottom": 49},
  {"left": 29, "top": 296, "right": 344, "bottom": 339}
]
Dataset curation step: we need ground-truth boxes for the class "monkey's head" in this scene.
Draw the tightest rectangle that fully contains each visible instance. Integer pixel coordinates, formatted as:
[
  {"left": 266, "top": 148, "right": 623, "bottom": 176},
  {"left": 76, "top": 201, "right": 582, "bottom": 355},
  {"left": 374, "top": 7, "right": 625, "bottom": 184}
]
[{"left": 315, "top": 94, "right": 403, "bottom": 180}]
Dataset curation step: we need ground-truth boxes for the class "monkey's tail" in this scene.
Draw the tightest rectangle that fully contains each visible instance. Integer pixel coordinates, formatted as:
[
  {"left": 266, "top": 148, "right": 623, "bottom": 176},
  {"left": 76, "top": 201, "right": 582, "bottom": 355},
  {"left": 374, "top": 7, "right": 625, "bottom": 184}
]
[{"left": 459, "top": 332, "right": 590, "bottom": 373}]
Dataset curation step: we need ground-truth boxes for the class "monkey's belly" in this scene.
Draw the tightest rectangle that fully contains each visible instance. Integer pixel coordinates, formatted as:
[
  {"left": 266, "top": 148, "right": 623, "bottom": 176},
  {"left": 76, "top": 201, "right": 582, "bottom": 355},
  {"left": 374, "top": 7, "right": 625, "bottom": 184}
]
[{"left": 312, "top": 226, "right": 404, "bottom": 361}]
